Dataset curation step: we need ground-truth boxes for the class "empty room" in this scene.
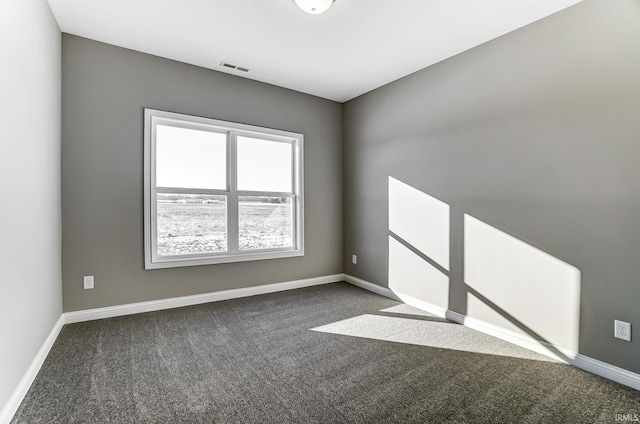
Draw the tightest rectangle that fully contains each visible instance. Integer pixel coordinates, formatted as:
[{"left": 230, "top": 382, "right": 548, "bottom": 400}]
[{"left": 2, "top": 0, "right": 640, "bottom": 422}]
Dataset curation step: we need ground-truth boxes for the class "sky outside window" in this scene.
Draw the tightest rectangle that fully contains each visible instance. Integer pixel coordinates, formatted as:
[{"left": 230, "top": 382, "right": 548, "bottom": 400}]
[{"left": 156, "top": 125, "right": 227, "bottom": 189}]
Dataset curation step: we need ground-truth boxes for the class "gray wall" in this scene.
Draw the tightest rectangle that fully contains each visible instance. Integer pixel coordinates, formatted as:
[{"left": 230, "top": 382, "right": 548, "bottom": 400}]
[
  {"left": 62, "top": 35, "right": 343, "bottom": 312},
  {"left": 343, "top": 0, "right": 640, "bottom": 373},
  {"left": 0, "top": 0, "right": 62, "bottom": 414}
]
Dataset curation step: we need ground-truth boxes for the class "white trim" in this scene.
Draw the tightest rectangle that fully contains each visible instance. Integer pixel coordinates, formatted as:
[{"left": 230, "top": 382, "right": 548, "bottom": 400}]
[
  {"left": 444, "top": 309, "right": 465, "bottom": 325},
  {"left": 343, "top": 274, "right": 448, "bottom": 319},
  {"left": 343, "top": 274, "right": 401, "bottom": 301},
  {"left": 455, "top": 313, "right": 640, "bottom": 391},
  {"left": 343, "top": 274, "right": 640, "bottom": 392},
  {"left": 2, "top": 274, "right": 343, "bottom": 423},
  {"left": 392, "top": 292, "right": 449, "bottom": 319},
  {"left": 145, "top": 249, "right": 305, "bottom": 269},
  {"left": 0, "top": 315, "right": 65, "bottom": 424},
  {"left": 144, "top": 108, "right": 305, "bottom": 270},
  {"left": 5, "top": 273, "right": 637, "bottom": 424},
  {"left": 573, "top": 354, "right": 640, "bottom": 391},
  {"left": 451, "top": 312, "right": 578, "bottom": 363},
  {"left": 64, "top": 274, "right": 343, "bottom": 324}
]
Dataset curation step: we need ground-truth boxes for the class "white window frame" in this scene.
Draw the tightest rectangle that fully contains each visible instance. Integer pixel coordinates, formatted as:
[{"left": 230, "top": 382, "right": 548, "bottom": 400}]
[{"left": 144, "top": 108, "right": 304, "bottom": 269}]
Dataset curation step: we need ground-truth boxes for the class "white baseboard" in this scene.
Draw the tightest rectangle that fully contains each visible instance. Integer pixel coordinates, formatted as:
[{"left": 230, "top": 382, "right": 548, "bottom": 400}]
[
  {"left": 0, "top": 315, "right": 65, "bottom": 424},
  {"left": 4, "top": 272, "right": 637, "bottom": 424},
  {"left": 64, "top": 274, "right": 344, "bottom": 324},
  {"left": 455, "top": 312, "right": 640, "bottom": 390},
  {"left": 343, "top": 274, "right": 401, "bottom": 301},
  {"left": 450, "top": 311, "right": 578, "bottom": 363},
  {"left": 1, "top": 274, "right": 343, "bottom": 423},
  {"left": 344, "top": 274, "right": 640, "bottom": 392},
  {"left": 343, "top": 274, "right": 448, "bottom": 320},
  {"left": 573, "top": 354, "right": 640, "bottom": 391},
  {"left": 393, "top": 292, "right": 449, "bottom": 319}
]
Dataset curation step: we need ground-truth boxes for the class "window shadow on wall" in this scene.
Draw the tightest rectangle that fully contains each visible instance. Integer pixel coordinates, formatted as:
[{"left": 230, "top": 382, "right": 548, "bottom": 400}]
[
  {"left": 464, "top": 214, "right": 581, "bottom": 357},
  {"left": 388, "top": 177, "right": 450, "bottom": 311},
  {"left": 384, "top": 177, "right": 581, "bottom": 362}
]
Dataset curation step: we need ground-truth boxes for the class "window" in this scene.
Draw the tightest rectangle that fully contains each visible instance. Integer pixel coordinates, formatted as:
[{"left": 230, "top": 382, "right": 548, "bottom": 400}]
[{"left": 144, "top": 109, "right": 304, "bottom": 269}]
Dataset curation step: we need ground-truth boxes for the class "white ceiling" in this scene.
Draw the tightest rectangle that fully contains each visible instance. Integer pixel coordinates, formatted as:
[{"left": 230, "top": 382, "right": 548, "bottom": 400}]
[{"left": 47, "top": 0, "right": 583, "bottom": 103}]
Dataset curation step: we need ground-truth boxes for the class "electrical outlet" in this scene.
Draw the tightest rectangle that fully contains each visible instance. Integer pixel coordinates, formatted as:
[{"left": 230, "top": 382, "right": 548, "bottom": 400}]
[
  {"left": 352, "top": 255, "right": 357, "bottom": 265},
  {"left": 83, "top": 275, "right": 94, "bottom": 290},
  {"left": 614, "top": 320, "right": 631, "bottom": 341}
]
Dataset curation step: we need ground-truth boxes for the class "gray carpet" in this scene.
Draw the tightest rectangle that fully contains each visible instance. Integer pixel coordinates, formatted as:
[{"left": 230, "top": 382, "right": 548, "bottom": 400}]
[{"left": 12, "top": 282, "right": 640, "bottom": 423}]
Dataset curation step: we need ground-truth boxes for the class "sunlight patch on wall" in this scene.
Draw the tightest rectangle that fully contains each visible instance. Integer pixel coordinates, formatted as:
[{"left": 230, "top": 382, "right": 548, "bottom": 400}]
[
  {"left": 312, "top": 314, "right": 555, "bottom": 362},
  {"left": 389, "top": 236, "right": 449, "bottom": 310},
  {"left": 388, "top": 177, "right": 450, "bottom": 270},
  {"left": 464, "top": 214, "right": 581, "bottom": 352}
]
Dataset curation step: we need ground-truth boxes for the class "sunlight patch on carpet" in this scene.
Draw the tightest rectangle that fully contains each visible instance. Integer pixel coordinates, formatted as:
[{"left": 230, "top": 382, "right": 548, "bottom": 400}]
[{"left": 312, "top": 314, "right": 557, "bottom": 362}]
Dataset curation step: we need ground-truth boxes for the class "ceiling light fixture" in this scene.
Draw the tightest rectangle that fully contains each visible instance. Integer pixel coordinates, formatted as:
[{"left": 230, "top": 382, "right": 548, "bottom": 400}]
[{"left": 294, "top": 0, "right": 335, "bottom": 15}]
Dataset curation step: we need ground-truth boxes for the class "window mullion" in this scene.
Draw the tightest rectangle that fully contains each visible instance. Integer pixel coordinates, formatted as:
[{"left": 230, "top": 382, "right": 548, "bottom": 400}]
[
  {"left": 155, "top": 187, "right": 229, "bottom": 195},
  {"left": 228, "top": 131, "right": 239, "bottom": 253},
  {"left": 235, "top": 190, "right": 295, "bottom": 197},
  {"left": 291, "top": 140, "right": 297, "bottom": 194}
]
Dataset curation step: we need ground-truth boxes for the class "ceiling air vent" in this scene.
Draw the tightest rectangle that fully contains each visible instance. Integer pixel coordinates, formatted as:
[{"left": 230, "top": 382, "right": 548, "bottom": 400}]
[{"left": 220, "top": 61, "right": 249, "bottom": 72}]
